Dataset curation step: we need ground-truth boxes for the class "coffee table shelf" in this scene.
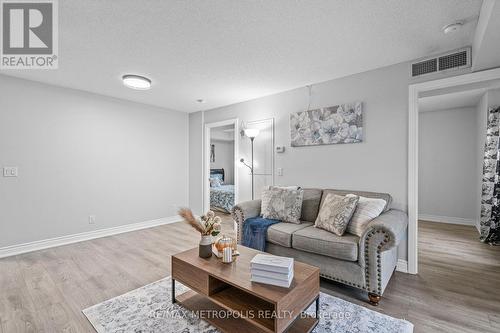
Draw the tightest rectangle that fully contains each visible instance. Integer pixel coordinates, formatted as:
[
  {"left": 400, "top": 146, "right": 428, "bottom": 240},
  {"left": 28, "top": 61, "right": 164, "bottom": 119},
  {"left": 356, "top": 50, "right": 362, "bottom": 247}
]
[
  {"left": 177, "top": 291, "right": 318, "bottom": 333},
  {"left": 172, "top": 246, "right": 320, "bottom": 333}
]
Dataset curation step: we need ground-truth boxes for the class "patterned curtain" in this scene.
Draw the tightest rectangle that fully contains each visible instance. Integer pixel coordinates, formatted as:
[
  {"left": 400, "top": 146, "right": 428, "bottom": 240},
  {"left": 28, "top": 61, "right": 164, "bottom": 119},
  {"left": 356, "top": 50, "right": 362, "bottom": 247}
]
[{"left": 480, "top": 106, "right": 500, "bottom": 245}]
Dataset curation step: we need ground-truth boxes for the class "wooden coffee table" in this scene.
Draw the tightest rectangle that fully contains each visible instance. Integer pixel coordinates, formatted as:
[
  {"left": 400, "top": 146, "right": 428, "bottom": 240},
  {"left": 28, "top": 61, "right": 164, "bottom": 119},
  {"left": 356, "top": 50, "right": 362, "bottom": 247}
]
[{"left": 171, "top": 245, "right": 320, "bottom": 333}]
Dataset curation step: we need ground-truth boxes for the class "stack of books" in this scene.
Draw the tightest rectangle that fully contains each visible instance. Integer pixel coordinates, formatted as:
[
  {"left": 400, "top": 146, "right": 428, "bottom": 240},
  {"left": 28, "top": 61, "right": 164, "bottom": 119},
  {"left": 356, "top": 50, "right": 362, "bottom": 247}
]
[{"left": 250, "top": 254, "right": 294, "bottom": 288}]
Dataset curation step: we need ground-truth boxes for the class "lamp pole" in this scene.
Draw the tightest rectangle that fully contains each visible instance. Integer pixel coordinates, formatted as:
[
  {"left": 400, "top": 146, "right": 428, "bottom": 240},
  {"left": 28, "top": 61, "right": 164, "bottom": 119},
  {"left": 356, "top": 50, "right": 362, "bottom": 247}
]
[
  {"left": 250, "top": 136, "right": 255, "bottom": 200},
  {"left": 242, "top": 128, "right": 259, "bottom": 201}
]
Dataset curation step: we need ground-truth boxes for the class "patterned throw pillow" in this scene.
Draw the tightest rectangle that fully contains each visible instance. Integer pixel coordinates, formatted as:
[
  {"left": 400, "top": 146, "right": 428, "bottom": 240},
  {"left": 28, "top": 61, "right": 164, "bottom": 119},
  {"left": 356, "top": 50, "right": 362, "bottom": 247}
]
[
  {"left": 209, "top": 177, "right": 222, "bottom": 187},
  {"left": 346, "top": 195, "right": 386, "bottom": 236},
  {"left": 261, "top": 187, "right": 304, "bottom": 224},
  {"left": 315, "top": 193, "right": 359, "bottom": 236}
]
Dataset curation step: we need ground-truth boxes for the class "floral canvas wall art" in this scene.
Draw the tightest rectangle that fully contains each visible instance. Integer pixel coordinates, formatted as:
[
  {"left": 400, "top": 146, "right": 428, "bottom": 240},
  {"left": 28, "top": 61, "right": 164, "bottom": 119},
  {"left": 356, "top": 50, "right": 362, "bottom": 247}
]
[{"left": 290, "top": 102, "right": 363, "bottom": 146}]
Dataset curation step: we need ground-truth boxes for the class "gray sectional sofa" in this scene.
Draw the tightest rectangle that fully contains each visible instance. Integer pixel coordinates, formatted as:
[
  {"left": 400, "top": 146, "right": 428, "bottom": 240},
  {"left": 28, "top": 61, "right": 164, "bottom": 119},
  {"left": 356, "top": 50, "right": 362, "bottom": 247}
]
[{"left": 232, "top": 188, "right": 408, "bottom": 305}]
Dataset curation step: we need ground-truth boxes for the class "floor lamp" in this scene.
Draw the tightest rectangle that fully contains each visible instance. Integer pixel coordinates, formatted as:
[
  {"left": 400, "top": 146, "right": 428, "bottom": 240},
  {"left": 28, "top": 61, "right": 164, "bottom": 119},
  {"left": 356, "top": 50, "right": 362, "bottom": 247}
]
[{"left": 240, "top": 128, "right": 260, "bottom": 200}]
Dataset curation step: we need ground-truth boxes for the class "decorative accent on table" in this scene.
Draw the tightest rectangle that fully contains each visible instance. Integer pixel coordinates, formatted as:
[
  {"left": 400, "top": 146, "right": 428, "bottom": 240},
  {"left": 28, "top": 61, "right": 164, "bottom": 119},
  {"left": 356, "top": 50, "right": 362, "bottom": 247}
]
[
  {"left": 214, "top": 234, "right": 236, "bottom": 252},
  {"left": 222, "top": 247, "right": 233, "bottom": 263},
  {"left": 178, "top": 208, "right": 221, "bottom": 258},
  {"left": 290, "top": 101, "right": 363, "bottom": 146},
  {"left": 212, "top": 234, "right": 239, "bottom": 259},
  {"left": 250, "top": 254, "right": 294, "bottom": 288}
]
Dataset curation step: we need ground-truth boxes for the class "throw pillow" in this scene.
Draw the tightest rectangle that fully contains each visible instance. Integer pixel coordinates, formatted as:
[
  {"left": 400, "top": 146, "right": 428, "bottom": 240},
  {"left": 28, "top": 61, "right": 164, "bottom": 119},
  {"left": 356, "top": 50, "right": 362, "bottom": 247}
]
[
  {"left": 261, "top": 187, "right": 304, "bottom": 224},
  {"left": 209, "top": 177, "right": 222, "bottom": 187},
  {"left": 346, "top": 195, "right": 386, "bottom": 236},
  {"left": 315, "top": 193, "right": 359, "bottom": 236}
]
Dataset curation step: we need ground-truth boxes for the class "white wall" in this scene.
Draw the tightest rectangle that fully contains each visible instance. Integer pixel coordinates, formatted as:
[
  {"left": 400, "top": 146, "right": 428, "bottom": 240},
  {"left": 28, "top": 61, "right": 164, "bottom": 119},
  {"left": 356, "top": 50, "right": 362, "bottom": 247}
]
[
  {"left": 418, "top": 107, "right": 478, "bottom": 224},
  {"left": 0, "top": 75, "right": 189, "bottom": 248},
  {"left": 488, "top": 89, "right": 500, "bottom": 106},
  {"left": 210, "top": 139, "right": 234, "bottom": 184},
  {"left": 190, "top": 62, "right": 412, "bottom": 260},
  {"left": 189, "top": 111, "right": 204, "bottom": 215}
]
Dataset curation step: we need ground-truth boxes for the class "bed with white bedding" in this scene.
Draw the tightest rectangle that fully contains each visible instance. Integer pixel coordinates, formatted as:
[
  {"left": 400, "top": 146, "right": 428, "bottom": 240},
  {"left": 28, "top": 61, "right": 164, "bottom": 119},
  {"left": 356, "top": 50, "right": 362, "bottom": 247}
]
[{"left": 210, "top": 169, "right": 235, "bottom": 212}]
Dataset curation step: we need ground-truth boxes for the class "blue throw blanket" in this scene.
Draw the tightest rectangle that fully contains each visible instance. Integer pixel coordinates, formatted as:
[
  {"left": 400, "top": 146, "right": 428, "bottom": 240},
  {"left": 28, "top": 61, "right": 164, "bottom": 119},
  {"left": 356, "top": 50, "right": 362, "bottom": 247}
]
[{"left": 242, "top": 217, "right": 280, "bottom": 251}]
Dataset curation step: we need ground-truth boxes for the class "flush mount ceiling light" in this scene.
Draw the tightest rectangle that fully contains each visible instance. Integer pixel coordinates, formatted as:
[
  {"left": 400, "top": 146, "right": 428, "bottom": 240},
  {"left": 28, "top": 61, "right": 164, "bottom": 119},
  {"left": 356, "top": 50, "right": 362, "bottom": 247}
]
[
  {"left": 442, "top": 21, "right": 463, "bottom": 34},
  {"left": 197, "top": 99, "right": 206, "bottom": 103},
  {"left": 122, "top": 75, "right": 151, "bottom": 90}
]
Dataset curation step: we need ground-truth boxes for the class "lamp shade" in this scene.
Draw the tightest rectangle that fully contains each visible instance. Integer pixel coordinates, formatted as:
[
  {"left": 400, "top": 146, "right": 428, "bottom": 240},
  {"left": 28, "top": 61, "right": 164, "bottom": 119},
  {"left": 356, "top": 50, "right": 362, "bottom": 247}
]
[{"left": 244, "top": 128, "right": 260, "bottom": 138}]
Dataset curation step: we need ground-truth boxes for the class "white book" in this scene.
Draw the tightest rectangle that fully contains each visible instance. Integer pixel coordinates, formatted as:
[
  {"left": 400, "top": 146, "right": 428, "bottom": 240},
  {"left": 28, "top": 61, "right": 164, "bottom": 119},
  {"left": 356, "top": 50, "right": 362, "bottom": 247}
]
[
  {"left": 251, "top": 274, "right": 292, "bottom": 288},
  {"left": 250, "top": 254, "right": 294, "bottom": 274},
  {"left": 251, "top": 269, "right": 293, "bottom": 281}
]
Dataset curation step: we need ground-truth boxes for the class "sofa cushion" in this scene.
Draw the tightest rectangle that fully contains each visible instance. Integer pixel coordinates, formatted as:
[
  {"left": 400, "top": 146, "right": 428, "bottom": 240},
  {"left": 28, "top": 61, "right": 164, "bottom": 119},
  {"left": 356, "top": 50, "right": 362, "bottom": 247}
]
[
  {"left": 261, "top": 187, "right": 304, "bottom": 224},
  {"left": 314, "top": 193, "right": 359, "bottom": 236},
  {"left": 300, "top": 188, "right": 323, "bottom": 222},
  {"left": 321, "top": 189, "right": 392, "bottom": 212},
  {"left": 346, "top": 195, "right": 386, "bottom": 236},
  {"left": 292, "top": 226, "right": 359, "bottom": 261},
  {"left": 267, "top": 222, "right": 313, "bottom": 248}
]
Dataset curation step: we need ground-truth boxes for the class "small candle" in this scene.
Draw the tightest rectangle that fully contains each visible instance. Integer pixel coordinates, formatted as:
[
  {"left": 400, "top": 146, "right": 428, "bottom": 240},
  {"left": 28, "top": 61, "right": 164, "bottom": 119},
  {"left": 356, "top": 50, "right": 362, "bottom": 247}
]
[{"left": 222, "top": 247, "right": 233, "bottom": 263}]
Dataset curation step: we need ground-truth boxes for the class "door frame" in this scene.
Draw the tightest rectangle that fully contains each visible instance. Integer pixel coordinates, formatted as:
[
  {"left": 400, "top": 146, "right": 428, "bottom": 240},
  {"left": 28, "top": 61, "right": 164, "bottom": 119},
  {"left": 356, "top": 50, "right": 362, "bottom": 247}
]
[
  {"left": 204, "top": 118, "right": 239, "bottom": 213},
  {"left": 408, "top": 67, "right": 500, "bottom": 274}
]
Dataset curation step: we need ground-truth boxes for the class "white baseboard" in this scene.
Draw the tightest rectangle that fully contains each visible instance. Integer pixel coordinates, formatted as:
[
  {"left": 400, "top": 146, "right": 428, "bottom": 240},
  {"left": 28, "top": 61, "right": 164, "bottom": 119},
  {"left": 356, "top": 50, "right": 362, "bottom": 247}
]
[
  {"left": 418, "top": 214, "right": 476, "bottom": 226},
  {"left": 396, "top": 259, "right": 408, "bottom": 273},
  {"left": 0, "top": 215, "right": 181, "bottom": 259}
]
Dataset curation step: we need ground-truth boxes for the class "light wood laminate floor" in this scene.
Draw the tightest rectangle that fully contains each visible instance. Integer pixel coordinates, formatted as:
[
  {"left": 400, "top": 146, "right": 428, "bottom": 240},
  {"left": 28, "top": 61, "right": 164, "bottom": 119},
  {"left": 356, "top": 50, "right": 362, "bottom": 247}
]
[{"left": 0, "top": 218, "right": 499, "bottom": 332}]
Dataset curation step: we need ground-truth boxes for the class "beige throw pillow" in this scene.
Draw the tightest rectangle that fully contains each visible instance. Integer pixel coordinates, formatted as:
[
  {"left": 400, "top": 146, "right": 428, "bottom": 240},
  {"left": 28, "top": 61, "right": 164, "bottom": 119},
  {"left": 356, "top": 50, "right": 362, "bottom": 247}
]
[
  {"left": 261, "top": 187, "right": 304, "bottom": 224},
  {"left": 346, "top": 195, "right": 386, "bottom": 236},
  {"left": 315, "top": 193, "right": 359, "bottom": 236}
]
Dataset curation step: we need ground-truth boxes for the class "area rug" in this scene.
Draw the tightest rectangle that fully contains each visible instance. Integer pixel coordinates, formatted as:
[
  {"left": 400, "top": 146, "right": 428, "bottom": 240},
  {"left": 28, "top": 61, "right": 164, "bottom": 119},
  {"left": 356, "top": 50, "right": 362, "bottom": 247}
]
[{"left": 83, "top": 277, "right": 413, "bottom": 333}]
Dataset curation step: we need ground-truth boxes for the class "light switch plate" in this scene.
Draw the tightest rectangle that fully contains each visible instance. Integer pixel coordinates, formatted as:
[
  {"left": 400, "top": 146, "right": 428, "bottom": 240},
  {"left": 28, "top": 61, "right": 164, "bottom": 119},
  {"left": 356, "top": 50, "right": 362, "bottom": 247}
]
[{"left": 3, "top": 167, "right": 18, "bottom": 177}]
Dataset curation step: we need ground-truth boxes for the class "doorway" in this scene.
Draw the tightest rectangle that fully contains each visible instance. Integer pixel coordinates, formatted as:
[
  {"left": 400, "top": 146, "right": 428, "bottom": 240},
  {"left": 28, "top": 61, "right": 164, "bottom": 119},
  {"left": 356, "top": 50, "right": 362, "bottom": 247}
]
[
  {"left": 408, "top": 67, "right": 500, "bottom": 274},
  {"left": 204, "top": 119, "right": 239, "bottom": 221}
]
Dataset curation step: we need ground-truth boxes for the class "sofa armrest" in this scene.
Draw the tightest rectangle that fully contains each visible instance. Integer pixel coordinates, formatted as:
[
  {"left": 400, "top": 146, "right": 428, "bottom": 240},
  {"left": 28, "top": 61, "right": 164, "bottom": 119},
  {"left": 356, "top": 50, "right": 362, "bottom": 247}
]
[
  {"left": 231, "top": 200, "right": 262, "bottom": 244},
  {"left": 358, "top": 209, "right": 408, "bottom": 295},
  {"left": 360, "top": 209, "right": 408, "bottom": 252}
]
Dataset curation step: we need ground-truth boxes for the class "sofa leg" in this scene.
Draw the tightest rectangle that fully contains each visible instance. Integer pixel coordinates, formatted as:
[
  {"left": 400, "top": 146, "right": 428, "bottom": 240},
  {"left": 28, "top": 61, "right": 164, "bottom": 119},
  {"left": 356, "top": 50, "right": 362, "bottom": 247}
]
[{"left": 368, "top": 293, "right": 381, "bottom": 306}]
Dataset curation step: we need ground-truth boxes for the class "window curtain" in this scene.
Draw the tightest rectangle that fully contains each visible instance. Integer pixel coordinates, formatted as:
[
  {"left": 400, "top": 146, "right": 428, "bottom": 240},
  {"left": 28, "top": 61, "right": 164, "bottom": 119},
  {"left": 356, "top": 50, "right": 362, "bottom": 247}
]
[{"left": 480, "top": 106, "right": 500, "bottom": 245}]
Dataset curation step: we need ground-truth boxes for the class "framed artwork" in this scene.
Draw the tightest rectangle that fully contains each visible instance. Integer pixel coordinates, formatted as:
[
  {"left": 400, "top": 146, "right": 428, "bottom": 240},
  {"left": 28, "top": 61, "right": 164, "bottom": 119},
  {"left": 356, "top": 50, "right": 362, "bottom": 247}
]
[
  {"left": 290, "top": 102, "right": 363, "bottom": 146},
  {"left": 210, "top": 144, "right": 215, "bottom": 162}
]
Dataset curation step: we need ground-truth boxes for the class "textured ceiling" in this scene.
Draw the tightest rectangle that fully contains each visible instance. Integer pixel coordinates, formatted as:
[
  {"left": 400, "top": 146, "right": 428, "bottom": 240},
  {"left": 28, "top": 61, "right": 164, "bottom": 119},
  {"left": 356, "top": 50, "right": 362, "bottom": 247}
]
[{"left": 1, "top": 0, "right": 483, "bottom": 112}]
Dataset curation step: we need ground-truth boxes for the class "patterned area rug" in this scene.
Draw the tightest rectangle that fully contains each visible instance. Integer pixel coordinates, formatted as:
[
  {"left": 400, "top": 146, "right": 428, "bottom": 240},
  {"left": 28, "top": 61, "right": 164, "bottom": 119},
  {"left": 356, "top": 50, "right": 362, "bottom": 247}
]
[{"left": 83, "top": 277, "right": 413, "bottom": 333}]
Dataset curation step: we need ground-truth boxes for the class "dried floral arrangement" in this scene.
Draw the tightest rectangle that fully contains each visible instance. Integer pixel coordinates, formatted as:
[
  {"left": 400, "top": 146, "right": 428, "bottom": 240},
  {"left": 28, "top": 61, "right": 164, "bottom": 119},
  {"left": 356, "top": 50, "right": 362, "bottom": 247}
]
[{"left": 178, "top": 208, "right": 221, "bottom": 237}]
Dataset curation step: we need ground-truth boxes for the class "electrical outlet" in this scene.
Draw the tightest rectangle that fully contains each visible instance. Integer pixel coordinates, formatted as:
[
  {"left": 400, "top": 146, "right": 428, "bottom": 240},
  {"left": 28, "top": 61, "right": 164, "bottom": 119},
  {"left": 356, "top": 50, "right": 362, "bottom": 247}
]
[
  {"left": 3, "top": 167, "right": 18, "bottom": 177},
  {"left": 88, "top": 215, "right": 96, "bottom": 224},
  {"left": 277, "top": 168, "right": 283, "bottom": 176}
]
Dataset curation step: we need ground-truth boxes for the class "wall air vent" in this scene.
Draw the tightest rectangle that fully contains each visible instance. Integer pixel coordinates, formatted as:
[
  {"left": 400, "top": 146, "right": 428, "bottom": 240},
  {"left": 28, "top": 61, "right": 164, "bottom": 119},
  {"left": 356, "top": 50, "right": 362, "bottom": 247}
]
[
  {"left": 410, "top": 47, "right": 471, "bottom": 78},
  {"left": 412, "top": 58, "right": 438, "bottom": 77},
  {"left": 438, "top": 49, "right": 468, "bottom": 71}
]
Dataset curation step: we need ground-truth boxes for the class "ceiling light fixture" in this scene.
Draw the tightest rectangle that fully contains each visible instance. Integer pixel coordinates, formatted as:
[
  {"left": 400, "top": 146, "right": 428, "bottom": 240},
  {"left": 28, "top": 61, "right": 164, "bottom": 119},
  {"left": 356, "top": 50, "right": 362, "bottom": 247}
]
[
  {"left": 197, "top": 99, "right": 205, "bottom": 103},
  {"left": 442, "top": 21, "right": 463, "bottom": 34},
  {"left": 122, "top": 75, "right": 151, "bottom": 90}
]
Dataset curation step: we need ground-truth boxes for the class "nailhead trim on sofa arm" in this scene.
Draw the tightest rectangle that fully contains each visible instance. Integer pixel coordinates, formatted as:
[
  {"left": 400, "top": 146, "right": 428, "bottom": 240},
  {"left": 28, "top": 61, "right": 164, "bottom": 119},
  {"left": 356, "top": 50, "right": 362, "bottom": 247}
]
[{"left": 363, "top": 229, "right": 390, "bottom": 295}]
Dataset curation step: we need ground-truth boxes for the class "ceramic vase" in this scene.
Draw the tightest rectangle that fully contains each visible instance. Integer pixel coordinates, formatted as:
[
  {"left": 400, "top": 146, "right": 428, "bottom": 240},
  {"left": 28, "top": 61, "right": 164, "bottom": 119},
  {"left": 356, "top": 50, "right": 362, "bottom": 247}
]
[{"left": 199, "top": 235, "right": 212, "bottom": 258}]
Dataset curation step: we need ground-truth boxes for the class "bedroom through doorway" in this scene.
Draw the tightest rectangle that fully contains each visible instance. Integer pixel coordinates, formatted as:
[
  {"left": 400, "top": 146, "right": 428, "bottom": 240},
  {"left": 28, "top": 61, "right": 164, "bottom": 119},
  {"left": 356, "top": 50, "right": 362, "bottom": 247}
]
[{"left": 204, "top": 119, "right": 239, "bottom": 225}]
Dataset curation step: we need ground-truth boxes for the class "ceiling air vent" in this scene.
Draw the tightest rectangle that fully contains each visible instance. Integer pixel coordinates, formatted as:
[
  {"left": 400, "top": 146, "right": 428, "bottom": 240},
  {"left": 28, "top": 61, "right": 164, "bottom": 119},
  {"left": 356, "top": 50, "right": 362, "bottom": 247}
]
[{"left": 410, "top": 47, "right": 471, "bottom": 78}]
